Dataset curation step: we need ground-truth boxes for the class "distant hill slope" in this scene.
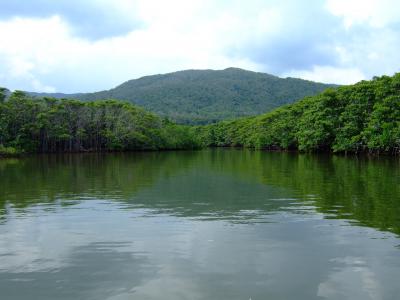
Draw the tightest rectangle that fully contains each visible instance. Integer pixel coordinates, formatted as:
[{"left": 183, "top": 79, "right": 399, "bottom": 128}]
[{"left": 30, "top": 68, "right": 337, "bottom": 124}]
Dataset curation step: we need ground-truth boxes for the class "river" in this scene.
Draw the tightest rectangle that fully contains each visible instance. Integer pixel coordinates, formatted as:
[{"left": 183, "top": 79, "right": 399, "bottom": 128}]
[{"left": 0, "top": 149, "right": 399, "bottom": 299}]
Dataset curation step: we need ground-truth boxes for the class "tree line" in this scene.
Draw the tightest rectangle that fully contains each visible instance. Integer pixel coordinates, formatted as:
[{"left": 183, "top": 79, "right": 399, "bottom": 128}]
[
  {"left": 0, "top": 90, "right": 200, "bottom": 156},
  {"left": 31, "top": 68, "right": 334, "bottom": 125},
  {"left": 1, "top": 73, "right": 399, "bottom": 156},
  {"left": 193, "top": 73, "right": 400, "bottom": 154}
]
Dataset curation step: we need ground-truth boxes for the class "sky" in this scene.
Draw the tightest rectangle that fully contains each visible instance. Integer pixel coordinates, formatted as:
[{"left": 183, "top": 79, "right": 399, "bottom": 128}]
[{"left": 0, "top": 0, "right": 399, "bottom": 93}]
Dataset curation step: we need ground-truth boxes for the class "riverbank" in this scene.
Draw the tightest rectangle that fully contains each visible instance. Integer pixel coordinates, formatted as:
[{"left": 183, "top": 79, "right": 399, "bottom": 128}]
[
  {"left": 0, "top": 145, "right": 21, "bottom": 157},
  {"left": 2, "top": 146, "right": 399, "bottom": 159}
]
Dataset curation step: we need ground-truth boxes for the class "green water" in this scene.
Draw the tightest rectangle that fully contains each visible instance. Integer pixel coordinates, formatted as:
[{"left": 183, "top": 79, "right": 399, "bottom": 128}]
[{"left": 0, "top": 149, "right": 399, "bottom": 300}]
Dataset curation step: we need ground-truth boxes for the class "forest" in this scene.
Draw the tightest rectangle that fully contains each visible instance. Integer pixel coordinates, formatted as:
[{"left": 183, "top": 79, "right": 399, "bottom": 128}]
[
  {"left": 0, "top": 89, "right": 200, "bottom": 156},
  {"left": 194, "top": 73, "right": 400, "bottom": 154},
  {"left": 31, "top": 68, "right": 334, "bottom": 124},
  {"left": 1, "top": 73, "right": 399, "bottom": 156}
]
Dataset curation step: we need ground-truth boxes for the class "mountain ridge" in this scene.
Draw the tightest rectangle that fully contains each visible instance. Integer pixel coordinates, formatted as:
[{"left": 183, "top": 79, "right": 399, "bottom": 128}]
[{"left": 29, "top": 68, "right": 338, "bottom": 124}]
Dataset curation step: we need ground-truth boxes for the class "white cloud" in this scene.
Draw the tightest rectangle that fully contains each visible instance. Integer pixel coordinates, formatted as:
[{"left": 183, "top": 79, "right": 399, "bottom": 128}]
[
  {"left": 0, "top": 0, "right": 399, "bottom": 92},
  {"left": 0, "top": 1, "right": 270, "bottom": 92},
  {"left": 284, "top": 66, "right": 366, "bottom": 85},
  {"left": 0, "top": 16, "right": 71, "bottom": 91},
  {"left": 326, "top": 0, "right": 400, "bottom": 28}
]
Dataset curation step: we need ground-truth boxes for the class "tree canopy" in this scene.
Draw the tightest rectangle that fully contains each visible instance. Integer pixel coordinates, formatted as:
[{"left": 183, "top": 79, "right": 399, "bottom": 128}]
[
  {"left": 2, "top": 73, "right": 399, "bottom": 156},
  {"left": 194, "top": 74, "right": 400, "bottom": 154},
  {"left": 0, "top": 91, "right": 200, "bottom": 156},
  {"left": 30, "top": 68, "right": 335, "bottom": 125}
]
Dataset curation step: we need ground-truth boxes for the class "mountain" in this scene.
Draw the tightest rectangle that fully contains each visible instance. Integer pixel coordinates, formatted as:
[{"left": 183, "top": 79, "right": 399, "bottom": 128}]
[{"left": 30, "top": 68, "right": 337, "bottom": 124}]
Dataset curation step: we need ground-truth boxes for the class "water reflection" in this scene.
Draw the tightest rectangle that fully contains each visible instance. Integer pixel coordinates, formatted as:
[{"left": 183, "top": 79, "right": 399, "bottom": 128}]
[
  {"left": 1, "top": 150, "right": 399, "bottom": 234},
  {"left": 0, "top": 150, "right": 399, "bottom": 299}
]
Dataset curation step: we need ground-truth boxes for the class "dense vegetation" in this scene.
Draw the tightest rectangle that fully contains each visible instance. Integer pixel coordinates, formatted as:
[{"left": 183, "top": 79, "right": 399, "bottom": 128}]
[
  {"left": 194, "top": 74, "right": 400, "bottom": 154},
  {"left": 30, "top": 68, "right": 335, "bottom": 124},
  {"left": 3, "top": 73, "right": 399, "bottom": 155},
  {"left": 0, "top": 90, "right": 199, "bottom": 155}
]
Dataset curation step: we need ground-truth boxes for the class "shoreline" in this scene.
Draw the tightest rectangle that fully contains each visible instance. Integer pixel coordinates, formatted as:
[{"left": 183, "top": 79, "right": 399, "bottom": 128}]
[{"left": 1, "top": 147, "right": 399, "bottom": 159}]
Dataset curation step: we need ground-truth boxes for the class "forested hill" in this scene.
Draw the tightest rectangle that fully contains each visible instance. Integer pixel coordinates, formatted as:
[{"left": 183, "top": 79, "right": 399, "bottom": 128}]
[
  {"left": 1, "top": 73, "right": 399, "bottom": 156},
  {"left": 194, "top": 74, "right": 400, "bottom": 154},
  {"left": 30, "top": 68, "right": 336, "bottom": 124}
]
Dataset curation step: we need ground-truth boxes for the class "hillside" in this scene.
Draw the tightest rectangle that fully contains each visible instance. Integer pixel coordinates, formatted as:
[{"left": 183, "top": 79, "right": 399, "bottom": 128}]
[
  {"left": 194, "top": 74, "right": 400, "bottom": 154},
  {"left": 30, "top": 68, "right": 336, "bottom": 124}
]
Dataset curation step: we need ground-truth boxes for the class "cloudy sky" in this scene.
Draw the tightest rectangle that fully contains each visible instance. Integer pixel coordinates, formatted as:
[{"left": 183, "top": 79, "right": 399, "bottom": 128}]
[{"left": 0, "top": 0, "right": 399, "bottom": 93}]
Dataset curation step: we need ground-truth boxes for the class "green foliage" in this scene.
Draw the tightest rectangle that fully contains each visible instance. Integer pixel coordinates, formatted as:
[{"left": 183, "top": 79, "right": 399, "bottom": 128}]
[
  {"left": 0, "top": 92, "right": 200, "bottom": 153},
  {"left": 4, "top": 73, "right": 399, "bottom": 155},
  {"left": 197, "top": 74, "right": 400, "bottom": 154},
  {"left": 297, "top": 89, "right": 343, "bottom": 151},
  {"left": 0, "top": 87, "right": 8, "bottom": 103},
  {"left": 364, "top": 95, "right": 400, "bottom": 152},
  {"left": 30, "top": 68, "right": 335, "bottom": 124},
  {"left": 0, "top": 145, "right": 20, "bottom": 157}
]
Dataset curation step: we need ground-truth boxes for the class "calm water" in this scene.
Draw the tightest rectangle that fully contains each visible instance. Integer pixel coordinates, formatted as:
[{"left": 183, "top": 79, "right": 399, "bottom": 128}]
[{"left": 0, "top": 149, "right": 399, "bottom": 300}]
